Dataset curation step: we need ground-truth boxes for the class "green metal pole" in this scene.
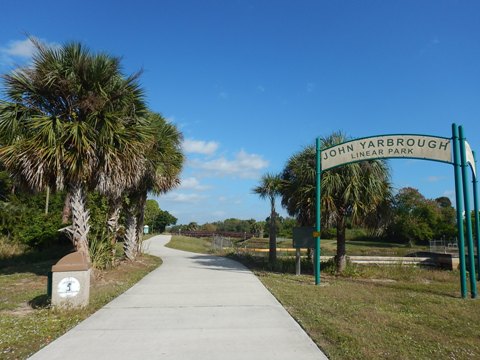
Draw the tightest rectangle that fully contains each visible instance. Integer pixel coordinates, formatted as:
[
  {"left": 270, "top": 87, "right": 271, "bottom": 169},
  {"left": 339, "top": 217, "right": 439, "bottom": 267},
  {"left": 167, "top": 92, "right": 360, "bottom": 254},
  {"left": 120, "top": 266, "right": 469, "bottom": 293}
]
[
  {"left": 473, "top": 151, "right": 480, "bottom": 281},
  {"left": 315, "top": 137, "right": 321, "bottom": 285},
  {"left": 452, "top": 124, "right": 467, "bottom": 298},
  {"left": 459, "top": 126, "right": 477, "bottom": 298}
]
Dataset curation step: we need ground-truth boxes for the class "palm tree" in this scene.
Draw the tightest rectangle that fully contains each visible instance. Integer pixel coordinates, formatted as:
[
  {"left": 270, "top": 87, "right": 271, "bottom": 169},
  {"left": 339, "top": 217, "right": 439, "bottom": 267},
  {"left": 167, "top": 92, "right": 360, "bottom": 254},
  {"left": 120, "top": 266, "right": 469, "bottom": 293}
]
[
  {"left": 123, "top": 112, "right": 184, "bottom": 260},
  {"left": 281, "top": 132, "right": 392, "bottom": 272},
  {"left": 253, "top": 173, "right": 283, "bottom": 263},
  {"left": 0, "top": 39, "right": 149, "bottom": 261}
]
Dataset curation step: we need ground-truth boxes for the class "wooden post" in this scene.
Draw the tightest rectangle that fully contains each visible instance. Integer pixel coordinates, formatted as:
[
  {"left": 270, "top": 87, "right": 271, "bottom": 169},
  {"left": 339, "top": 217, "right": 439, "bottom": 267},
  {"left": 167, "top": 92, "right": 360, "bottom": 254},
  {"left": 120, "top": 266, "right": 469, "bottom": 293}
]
[{"left": 296, "top": 248, "right": 301, "bottom": 275}]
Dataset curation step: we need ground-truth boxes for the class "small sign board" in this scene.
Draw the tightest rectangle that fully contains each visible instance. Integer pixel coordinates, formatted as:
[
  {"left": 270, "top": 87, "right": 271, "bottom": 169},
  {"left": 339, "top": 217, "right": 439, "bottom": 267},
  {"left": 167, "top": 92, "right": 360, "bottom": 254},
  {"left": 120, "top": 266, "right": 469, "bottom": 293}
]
[{"left": 292, "top": 227, "right": 315, "bottom": 248}]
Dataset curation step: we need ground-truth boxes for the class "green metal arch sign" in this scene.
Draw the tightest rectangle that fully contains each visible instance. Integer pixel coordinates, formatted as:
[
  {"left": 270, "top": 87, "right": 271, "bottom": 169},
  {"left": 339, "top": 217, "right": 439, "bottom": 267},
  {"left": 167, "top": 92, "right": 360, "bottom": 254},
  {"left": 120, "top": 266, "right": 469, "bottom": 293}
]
[
  {"left": 313, "top": 124, "right": 479, "bottom": 299},
  {"left": 321, "top": 134, "right": 452, "bottom": 171}
]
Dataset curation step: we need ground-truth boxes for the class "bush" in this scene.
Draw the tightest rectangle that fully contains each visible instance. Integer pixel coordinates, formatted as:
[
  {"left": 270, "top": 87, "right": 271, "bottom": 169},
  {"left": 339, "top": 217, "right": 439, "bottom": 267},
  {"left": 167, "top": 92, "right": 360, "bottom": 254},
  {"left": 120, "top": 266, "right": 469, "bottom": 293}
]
[
  {"left": 321, "top": 228, "right": 336, "bottom": 239},
  {"left": 0, "top": 236, "right": 26, "bottom": 259},
  {"left": 89, "top": 235, "right": 114, "bottom": 269},
  {"left": 17, "top": 212, "right": 65, "bottom": 249},
  {"left": 321, "top": 257, "right": 359, "bottom": 277}
]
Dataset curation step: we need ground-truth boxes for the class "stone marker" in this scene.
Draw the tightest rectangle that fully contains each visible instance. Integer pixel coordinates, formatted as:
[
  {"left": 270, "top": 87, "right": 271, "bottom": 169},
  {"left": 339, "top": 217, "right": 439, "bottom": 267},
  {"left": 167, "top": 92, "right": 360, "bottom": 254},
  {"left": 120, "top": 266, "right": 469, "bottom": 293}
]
[{"left": 51, "top": 251, "right": 91, "bottom": 308}]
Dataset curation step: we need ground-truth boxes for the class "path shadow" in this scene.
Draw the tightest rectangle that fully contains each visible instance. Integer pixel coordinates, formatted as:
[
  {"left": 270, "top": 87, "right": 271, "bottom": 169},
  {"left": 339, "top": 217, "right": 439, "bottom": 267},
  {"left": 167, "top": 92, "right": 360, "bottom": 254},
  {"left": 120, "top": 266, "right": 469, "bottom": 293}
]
[{"left": 188, "top": 254, "right": 251, "bottom": 274}]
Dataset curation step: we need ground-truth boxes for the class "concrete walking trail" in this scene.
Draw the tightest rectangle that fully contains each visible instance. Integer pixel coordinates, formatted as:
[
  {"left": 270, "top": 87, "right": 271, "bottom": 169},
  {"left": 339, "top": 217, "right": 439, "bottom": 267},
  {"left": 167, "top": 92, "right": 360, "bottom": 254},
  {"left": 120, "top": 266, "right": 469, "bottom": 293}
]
[{"left": 30, "top": 235, "right": 328, "bottom": 359}]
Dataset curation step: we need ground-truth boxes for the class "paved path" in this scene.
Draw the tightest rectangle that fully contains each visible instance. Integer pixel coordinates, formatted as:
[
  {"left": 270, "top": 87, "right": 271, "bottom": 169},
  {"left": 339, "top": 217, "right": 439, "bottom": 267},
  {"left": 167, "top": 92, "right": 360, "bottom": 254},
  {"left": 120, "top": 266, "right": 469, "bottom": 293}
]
[{"left": 30, "top": 235, "right": 327, "bottom": 359}]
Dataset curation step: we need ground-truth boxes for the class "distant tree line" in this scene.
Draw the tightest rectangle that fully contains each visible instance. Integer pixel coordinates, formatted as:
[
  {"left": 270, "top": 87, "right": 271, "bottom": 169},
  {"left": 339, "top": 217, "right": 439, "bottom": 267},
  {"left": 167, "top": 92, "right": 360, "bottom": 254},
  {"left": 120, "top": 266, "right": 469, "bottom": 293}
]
[{"left": 169, "top": 216, "right": 299, "bottom": 239}]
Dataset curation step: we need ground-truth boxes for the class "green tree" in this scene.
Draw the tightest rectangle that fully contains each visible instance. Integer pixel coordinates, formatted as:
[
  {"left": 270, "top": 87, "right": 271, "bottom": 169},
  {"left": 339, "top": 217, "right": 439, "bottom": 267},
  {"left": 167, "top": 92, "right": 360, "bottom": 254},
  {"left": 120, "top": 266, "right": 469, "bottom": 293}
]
[
  {"left": 387, "top": 188, "right": 456, "bottom": 245},
  {"left": 281, "top": 132, "right": 392, "bottom": 272},
  {"left": 186, "top": 222, "right": 199, "bottom": 231},
  {"left": 144, "top": 199, "right": 161, "bottom": 227},
  {"left": 200, "top": 223, "right": 218, "bottom": 233},
  {"left": 253, "top": 173, "right": 283, "bottom": 263},
  {"left": 123, "top": 112, "right": 184, "bottom": 260},
  {"left": 0, "top": 40, "right": 149, "bottom": 261},
  {"left": 387, "top": 188, "right": 435, "bottom": 245},
  {"left": 434, "top": 196, "right": 456, "bottom": 240},
  {"left": 0, "top": 188, "right": 67, "bottom": 249},
  {"left": 278, "top": 217, "right": 298, "bottom": 238},
  {"left": 0, "top": 165, "right": 13, "bottom": 202},
  {"left": 251, "top": 221, "right": 264, "bottom": 237},
  {"left": 151, "top": 210, "right": 177, "bottom": 233}
]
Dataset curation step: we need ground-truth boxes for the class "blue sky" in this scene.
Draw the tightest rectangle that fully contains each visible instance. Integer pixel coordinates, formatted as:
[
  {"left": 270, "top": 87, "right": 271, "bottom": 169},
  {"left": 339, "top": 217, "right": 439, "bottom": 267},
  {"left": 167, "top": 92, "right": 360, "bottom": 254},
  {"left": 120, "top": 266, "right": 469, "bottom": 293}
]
[{"left": 1, "top": 1, "right": 479, "bottom": 224}]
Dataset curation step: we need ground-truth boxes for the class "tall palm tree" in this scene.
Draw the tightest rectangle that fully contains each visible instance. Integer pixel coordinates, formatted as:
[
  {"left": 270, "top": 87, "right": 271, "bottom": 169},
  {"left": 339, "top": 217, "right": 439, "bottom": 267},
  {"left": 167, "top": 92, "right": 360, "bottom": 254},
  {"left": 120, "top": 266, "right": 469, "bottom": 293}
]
[
  {"left": 123, "top": 112, "right": 184, "bottom": 260},
  {"left": 253, "top": 173, "right": 283, "bottom": 263},
  {"left": 0, "top": 39, "right": 149, "bottom": 261},
  {"left": 281, "top": 132, "right": 392, "bottom": 272}
]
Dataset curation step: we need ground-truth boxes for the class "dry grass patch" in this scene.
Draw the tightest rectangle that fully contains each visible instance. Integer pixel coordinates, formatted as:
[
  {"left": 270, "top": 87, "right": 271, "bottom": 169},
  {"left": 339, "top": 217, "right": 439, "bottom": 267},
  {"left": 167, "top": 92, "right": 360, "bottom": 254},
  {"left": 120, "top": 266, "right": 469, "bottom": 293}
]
[
  {"left": 258, "top": 266, "right": 479, "bottom": 360},
  {"left": 0, "top": 253, "right": 161, "bottom": 359}
]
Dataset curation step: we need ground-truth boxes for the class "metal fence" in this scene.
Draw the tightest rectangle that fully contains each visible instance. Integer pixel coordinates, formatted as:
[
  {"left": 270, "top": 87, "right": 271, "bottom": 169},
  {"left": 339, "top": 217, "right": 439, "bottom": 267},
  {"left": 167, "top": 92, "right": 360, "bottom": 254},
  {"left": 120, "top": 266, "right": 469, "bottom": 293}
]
[
  {"left": 429, "top": 239, "right": 459, "bottom": 254},
  {"left": 211, "top": 235, "right": 235, "bottom": 250}
]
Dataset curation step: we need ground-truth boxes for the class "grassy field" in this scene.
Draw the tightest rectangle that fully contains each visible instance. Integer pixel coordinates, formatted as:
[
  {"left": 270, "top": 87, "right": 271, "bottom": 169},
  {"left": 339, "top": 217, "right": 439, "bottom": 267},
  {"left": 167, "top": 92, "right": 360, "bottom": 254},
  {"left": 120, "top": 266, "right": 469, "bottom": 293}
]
[
  {"left": 167, "top": 233, "right": 429, "bottom": 257},
  {"left": 256, "top": 266, "right": 480, "bottom": 360},
  {"left": 0, "top": 246, "right": 161, "bottom": 359},
  {"left": 167, "top": 235, "right": 480, "bottom": 359},
  {"left": 165, "top": 235, "right": 214, "bottom": 253},
  {"left": 238, "top": 237, "right": 428, "bottom": 257}
]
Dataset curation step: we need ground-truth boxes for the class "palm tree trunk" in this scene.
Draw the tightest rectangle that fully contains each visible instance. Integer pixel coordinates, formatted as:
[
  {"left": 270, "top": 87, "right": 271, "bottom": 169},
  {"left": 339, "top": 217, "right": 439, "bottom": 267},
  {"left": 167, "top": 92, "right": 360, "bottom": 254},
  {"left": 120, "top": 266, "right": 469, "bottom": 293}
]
[
  {"left": 269, "top": 203, "right": 277, "bottom": 263},
  {"left": 107, "top": 198, "right": 122, "bottom": 263},
  {"left": 62, "top": 192, "right": 71, "bottom": 224},
  {"left": 124, "top": 209, "right": 137, "bottom": 261},
  {"left": 336, "top": 214, "right": 347, "bottom": 272},
  {"left": 70, "top": 182, "right": 91, "bottom": 262},
  {"left": 135, "top": 192, "right": 147, "bottom": 254}
]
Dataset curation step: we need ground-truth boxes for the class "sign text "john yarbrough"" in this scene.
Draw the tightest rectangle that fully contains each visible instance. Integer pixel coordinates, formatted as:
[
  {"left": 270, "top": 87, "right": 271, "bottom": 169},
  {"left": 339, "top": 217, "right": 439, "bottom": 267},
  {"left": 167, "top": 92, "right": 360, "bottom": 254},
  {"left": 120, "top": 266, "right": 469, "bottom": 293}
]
[{"left": 321, "top": 135, "right": 453, "bottom": 171}]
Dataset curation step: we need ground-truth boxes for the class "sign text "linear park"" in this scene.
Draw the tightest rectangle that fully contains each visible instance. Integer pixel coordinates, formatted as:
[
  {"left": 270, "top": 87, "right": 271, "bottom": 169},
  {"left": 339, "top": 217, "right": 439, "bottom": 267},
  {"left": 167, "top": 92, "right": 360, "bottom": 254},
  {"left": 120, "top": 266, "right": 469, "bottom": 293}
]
[{"left": 321, "top": 135, "right": 452, "bottom": 171}]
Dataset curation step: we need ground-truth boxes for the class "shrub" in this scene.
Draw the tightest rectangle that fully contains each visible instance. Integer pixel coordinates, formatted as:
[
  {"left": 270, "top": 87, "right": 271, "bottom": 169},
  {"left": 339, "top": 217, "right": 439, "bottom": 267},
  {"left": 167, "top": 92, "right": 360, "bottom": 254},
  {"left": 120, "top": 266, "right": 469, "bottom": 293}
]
[{"left": 17, "top": 212, "right": 64, "bottom": 249}]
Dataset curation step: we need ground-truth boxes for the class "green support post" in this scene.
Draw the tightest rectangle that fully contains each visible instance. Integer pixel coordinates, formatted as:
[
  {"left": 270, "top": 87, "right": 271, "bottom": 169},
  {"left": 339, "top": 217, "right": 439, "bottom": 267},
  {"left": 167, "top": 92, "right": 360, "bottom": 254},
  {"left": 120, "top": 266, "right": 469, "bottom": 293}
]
[
  {"left": 315, "top": 137, "right": 321, "bottom": 285},
  {"left": 452, "top": 124, "right": 468, "bottom": 298},
  {"left": 473, "top": 151, "right": 480, "bottom": 281},
  {"left": 459, "top": 126, "right": 478, "bottom": 298}
]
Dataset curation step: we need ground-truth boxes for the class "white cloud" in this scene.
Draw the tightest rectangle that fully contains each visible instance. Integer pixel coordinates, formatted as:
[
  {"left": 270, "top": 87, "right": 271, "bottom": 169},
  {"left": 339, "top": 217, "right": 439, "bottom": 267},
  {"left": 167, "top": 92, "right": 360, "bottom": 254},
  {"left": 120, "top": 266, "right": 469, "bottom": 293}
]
[
  {"left": 419, "top": 37, "right": 441, "bottom": 55},
  {"left": 0, "top": 37, "right": 60, "bottom": 67},
  {"left": 212, "top": 210, "right": 226, "bottom": 218},
  {"left": 180, "top": 177, "right": 210, "bottom": 191},
  {"left": 183, "top": 139, "right": 219, "bottom": 155},
  {"left": 162, "top": 192, "right": 206, "bottom": 203},
  {"left": 3, "top": 39, "right": 36, "bottom": 58},
  {"left": 426, "top": 175, "right": 445, "bottom": 182},
  {"left": 191, "top": 150, "right": 269, "bottom": 178}
]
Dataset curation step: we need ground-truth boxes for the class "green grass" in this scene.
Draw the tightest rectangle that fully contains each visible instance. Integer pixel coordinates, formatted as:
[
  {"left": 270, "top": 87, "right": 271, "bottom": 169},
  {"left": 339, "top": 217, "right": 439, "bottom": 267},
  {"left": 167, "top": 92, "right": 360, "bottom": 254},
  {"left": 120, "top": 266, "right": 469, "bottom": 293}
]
[
  {"left": 0, "top": 250, "right": 161, "bottom": 359},
  {"left": 321, "top": 239, "right": 429, "bottom": 256},
  {"left": 238, "top": 236, "right": 428, "bottom": 256},
  {"left": 256, "top": 267, "right": 479, "bottom": 360},
  {"left": 167, "top": 237, "right": 480, "bottom": 359},
  {"left": 165, "top": 235, "right": 214, "bottom": 253}
]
